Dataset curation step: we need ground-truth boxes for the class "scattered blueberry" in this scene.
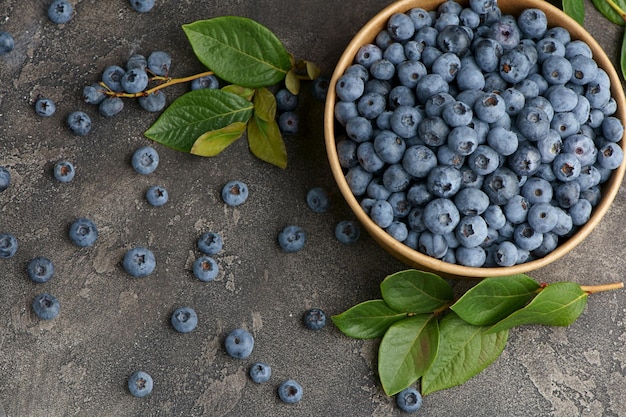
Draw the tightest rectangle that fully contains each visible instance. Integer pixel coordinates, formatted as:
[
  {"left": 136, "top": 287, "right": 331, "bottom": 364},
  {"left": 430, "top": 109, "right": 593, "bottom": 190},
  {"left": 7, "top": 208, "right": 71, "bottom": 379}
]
[
  {"left": 54, "top": 160, "right": 75, "bottom": 183},
  {"left": 303, "top": 308, "right": 327, "bottom": 330},
  {"left": 32, "top": 293, "right": 60, "bottom": 320},
  {"left": 99, "top": 97, "right": 124, "bottom": 117},
  {"left": 101, "top": 65, "right": 126, "bottom": 92},
  {"left": 69, "top": 217, "right": 98, "bottom": 247},
  {"left": 66, "top": 111, "right": 92, "bottom": 136},
  {"left": 278, "top": 111, "right": 299, "bottom": 135},
  {"left": 128, "top": 371, "right": 153, "bottom": 398},
  {"left": 278, "top": 379, "right": 303, "bottom": 404},
  {"left": 146, "top": 185, "right": 168, "bottom": 207},
  {"left": 224, "top": 328, "right": 254, "bottom": 359},
  {"left": 249, "top": 362, "right": 272, "bottom": 384},
  {"left": 311, "top": 76, "right": 330, "bottom": 101},
  {"left": 335, "top": 220, "right": 360, "bottom": 244},
  {"left": 197, "top": 231, "right": 223, "bottom": 255},
  {"left": 138, "top": 90, "right": 166, "bottom": 112},
  {"left": 396, "top": 387, "right": 423, "bottom": 413},
  {"left": 83, "top": 83, "right": 107, "bottom": 105},
  {"left": 27, "top": 257, "right": 54, "bottom": 284},
  {"left": 0, "top": 31, "right": 14, "bottom": 55},
  {"left": 147, "top": 51, "right": 171, "bottom": 76},
  {"left": 123, "top": 247, "right": 156, "bottom": 277},
  {"left": 34, "top": 98, "right": 56, "bottom": 117},
  {"left": 132, "top": 146, "right": 159, "bottom": 175},
  {"left": 221, "top": 180, "right": 249, "bottom": 206},
  {"left": 0, "top": 166, "right": 10, "bottom": 192},
  {"left": 306, "top": 187, "right": 331, "bottom": 213},
  {"left": 278, "top": 225, "right": 306, "bottom": 253},
  {"left": 170, "top": 307, "right": 198, "bottom": 333},
  {"left": 192, "top": 256, "right": 219, "bottom": 282},
  {"left": 129, "top": 0, "right": 155, "bottom": 13},
  {"left": 275, "top": 88, "right": 299, "bottom": 112},
  {"left": 47, "top": 0, "right": 73, "bottom": 24},
  {"left": 0, "top": 233, "right": 18, "bottom": 258}
]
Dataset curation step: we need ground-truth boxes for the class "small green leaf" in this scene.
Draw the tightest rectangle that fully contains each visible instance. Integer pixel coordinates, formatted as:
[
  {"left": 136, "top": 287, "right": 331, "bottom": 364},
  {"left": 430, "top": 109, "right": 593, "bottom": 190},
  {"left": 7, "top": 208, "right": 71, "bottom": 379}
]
[
  {"left": 221, "top": 85, "right": 255, "bottom": 101},
  {"left": 380, "top": 270, "right": 453, "bottom": 314},
  {"left": 378, "top": 314, "right": 439, "bottom": 396},
  {"left": 331, "top": 300, "right": 407, "bottom": 339},
  {"left": 305, "top": 60, "right": 321, "bottom": 80},
  {"left": 285, "top": 70, "right": 300, "bottom": 95},
  {"left": 562, "top": 0, "right": 585, "bottom": 26},
  {"left": 451, "top": 275, "right": 541, "bottom": 326},
  {"left": 247, "top": 114, "right": 287, "bottom": 168},
  {"left": 253, "top": 87, "right": 277, "bottom": 122},
  {"left": 592, "top": 0, "right": 626, "bottom": 26},
  {"left": 145, "top": 89, "right": 253, "bottom": 152},
  {"left": 621, "top": 30, "right": 626, "bottom": 81},
  {"left": 421, "top": 313, "right": 508, "bottom": 396},
  {"left": 182, "top": 17, "right": 292, "bottom": 88},
  {"left": 190, "top": 121, "right": 247, "bottom": 156},
  {"left": 487, "top": 282, "right": 588, "bottom": 334}
]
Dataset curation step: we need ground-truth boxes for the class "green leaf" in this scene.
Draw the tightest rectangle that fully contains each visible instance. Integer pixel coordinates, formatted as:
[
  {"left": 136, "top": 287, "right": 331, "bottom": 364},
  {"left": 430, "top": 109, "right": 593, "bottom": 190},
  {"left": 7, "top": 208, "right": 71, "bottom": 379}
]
[
  {"left": 285, "top": 70, "right": 300, "bottom": 95},
  {"left": 380, "top": 270, "right": 453, "bottom": 314},
  {"left": 182, "top": 17, "right": 292, "bottom": 88},
  {"left": 421, "top": 313, "right": 508, "bottom": 396},
  {"left": 247, "top": 114, "right": 287, "bottom": 168},
  {"left": 145, "top": 89, "right": 253, "bottom": 152},
  {"left": 562, "top": 0, "right": 585, "bottom": 26},
  {"left": 221, "top": 85, "right": 255, "bottom": 101},
  {"left": 592, "top": 0, "right": 626, "bottom": 26},
  {"left": 190, "top": 121, "right": 247, "bottom": 156},
  {"left": 621, "top": 30, "right": 626, "bottom": 81},
  {"left": 378, "top": 314, "right": 439, "bottom": 396},
  {"left": 450, "top": 275, "right": 541, "bottom": 326},
  {"left": 487, "top": 282, "right": 588, "bottom": 334},
  {"left": 253, "top": 87, "right": 276, "bottom": 122},
  {"left": 331, "top": 300, "right": 408, "bottom": 339}
]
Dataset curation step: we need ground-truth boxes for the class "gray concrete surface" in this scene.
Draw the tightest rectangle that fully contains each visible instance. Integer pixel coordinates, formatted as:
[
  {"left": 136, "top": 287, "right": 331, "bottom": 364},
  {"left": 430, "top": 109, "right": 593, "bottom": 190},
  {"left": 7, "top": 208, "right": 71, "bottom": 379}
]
[{"left": 1, "top": 0, "right": 626, "bottom": 416}]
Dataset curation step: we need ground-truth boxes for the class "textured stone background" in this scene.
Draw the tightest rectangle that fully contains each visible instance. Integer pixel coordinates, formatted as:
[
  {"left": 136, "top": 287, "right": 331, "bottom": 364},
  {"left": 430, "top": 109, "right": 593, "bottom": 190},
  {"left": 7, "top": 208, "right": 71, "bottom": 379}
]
[{"left": 1, "top": 0, "right": 625, "bottom": 416}]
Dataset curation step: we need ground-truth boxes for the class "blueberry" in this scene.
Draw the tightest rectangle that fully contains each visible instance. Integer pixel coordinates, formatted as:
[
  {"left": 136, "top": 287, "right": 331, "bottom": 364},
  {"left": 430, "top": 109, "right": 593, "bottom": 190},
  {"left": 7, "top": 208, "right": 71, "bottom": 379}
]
[
  {"left": 383, "top": 42, "right": 407, "bottom": 65},
  {"left": 482, "top": 167, "right": 520, "bottom": 205},
  {"left": 387, "top": 13, "right": 415, "bottom": 41},
  {"left": 597, "top": 142, "right": 624, "bottom": 170},
  {"left": 346, "top": 63, "right": 369, "bottom": 83},
  {"left": 102, "top": 65, "right": 126, "bottom": 92},
  {"left": 48, "top": 0, "right": 73, "bottom": 24},
  {"left": 66, "top": 111, "right": 92, "bottom": 136},
  {"left": 418, "top": 231, "right": 449, "bottom": 258},
  {"left": 132, "top": 146, "right": 159, "bottom": 175},
  {"left": 396, "top": 59, "right": 427, "bottom": 89},
  {"left": 407, "top": 183, "right": 434, "bottom": 206},
  {"left": 527, "top": 203, "right": 559, "bottom": 233},
  {"left": 487, "top": 126, "right": 518, "bottom": 156},
  {"left": 503, "top": 194, "right": 529, "bottom": 225},
  {"left": 335, "top": 220, "right": 360, "bottom": 244},
  {"left": 418, "top": 116, "right": 450, "bottom": 147},
  {"left": 396, "top": 387, "right": 422, "bottom": 413},
  {"left": 386, "top": 221, "right": 409, "bottom": 242},
  {"left": 374, "top": 130, "right": 405, "bottom": 165},
  {"left": 27, "top": 256, "right": 54, "bottom": 284},
  {"left": 138, "top": 90, "right": 166, "bottom": 112},
  {"left": 128, "top": 371, "right": 153, "bottom": 398},
  {"left": 249, "top": 362, "right": 272, "bottom": 384},
  {"left": 197, "top": 231, "right": 223, "bottom": 255},
  {"left": 456, "top": 246, "right": 487, "bottom": 267},
  {"left": 146, "top": 185, "right": 168, "bottom": 207},
  {"left": 535, "top": 38, "right": 566, "bottom": 64},
  {"left": 99, "top": 97, "right": 124, "bottom": 117},
  {"left": 126, "top": 54, "right": 148, "bottom": 71},
  {"left": 508, "top": 143, "right": 542, "bottom": 177},
  {"left": 470, "top": 0, "right": 497, "bottom": 14},
  {"left": 569, "top": 55, "right": 598, "bottom": 85},
  {"left": 357, "top": 142, "right": 385, "bottom": 173},
  {"left": 585, "top": 81, "right": 611, "bottom": 109},
  {"left": 171, "top": 307, "right": 198, "bottom": 333},
  {"left": 193, "top": 256, "right": 219, "bottom": 282},
  {"left": 190, "top": 75, "right": 219, "bottom": 90},
  {"left": 303, "top": 308, "right": 326, "bottom": 330},
  {"left": 436, "top": 25, "right": 471, "bottom": 57},
  {"left": 0, "top": 166, "right": 11, "bottom": 192},
  {"left": 601, "top": 117, "right": 624, "bottom": 142},
  {"left": 278, "top": 379, "right": 303, "bottom": 404},
  {"left": 275, "top": 88, "right": 299, "bottom": 112},
  {"left": 467, "top": 145, "right": 500, "bottom": 176},
  {"left": 499, "top": 49, "right": 532, "bottom": 84},
  {"left": 489, "top": 19, "right": 521, "bottom": 50},
  {"left": 35, "top": 98, "right": 56, "bottom": 117},
  {"left": 306, "top": 187, "right": 331, "bottom": 213},
  {"left": 474, "top": 38, "right": 503, "bottom": 73},
  {"left": 0, "top": 233, "right": 18, "bottom": 258},
  {"left": 494, "top": 241, "right": 519, "bottom": 267},
  {"left": 129, "top": 0, "right": 155, "bottom": 12},
  {"left": 441, "top": 101, "right": 473, "bottom": 127},
  {"left": 454, "top": 187, "right": 490, "bottom": 216},
  {"left": 32, "top": 293, "right": 60, "bottom": 320},
  {"left": 123, "top": 247, "right": 156, "bottom": 277},
  {"left": 224, "top": 328, "right": 254, "bottom": 359},
  {"left": 415, "top": 73, "right": 449, "bottom": 104},
  {"left": 382, "top": 164, "right": 411, "bottom": 192},
  {"left": 345, "top": 166, "right": 372, "bottom": 196},
  {"left": 517, "top": 8, "right": 547, "bottom": 39},
  {"left": 437, "top": 145, "right": 465, "bottom": 168},
  {"left": 516, "top": 106, "right": 550, "bottom": 141},
  {"left": 402, "top": 145, "right": 437, "bottom": 178},
  {"left": 555, "top": 181, "right": 581, "bottom": 209},
  {"left": 367, "top": 177, "right": 391, "bottom": 200},
  {"left": 311, "top": 76, "right": 330, "bottom": 101},
  {"left": 370, "top": 200, "right": 394, "bottom": 229},
  {"left": 423, "top": 198, "right": 460, "bottom": 235},
  {"left": 83, "top": 84, "right": 107, "bottom": 105},
  {"left": 147, "top": 51, "right": 171, "bottom": 76},
  {"left": 455, "top": 215, "right": 489, "bottom": 248},
  {"left": 456, "top": 66, "right": 485, "bottom": 91},
  {"left": 407, "top": 7, "right": 432, "bottom": 30},
  {"left": 369, "top": 59, "right": 395, "bottom": 81},
  {"left": 550, "top": 112, "right": 580, "bottom": 139},
  {"left": 513, "top": 223, "right": 544, "bottom": 251},
  {"left": 278, "top": 111, "right": 299, "bottom": 135},
  {"left": 355, "top": 44, "right": 383, "bottom": 68},
  {"left": 0, "top": 31, "right": 14, "bottom": 55},
  {"left": 336, "top": 138, "right": 358, "bottom": 169},
  {"left": 546, "top": 85, "right": 578, "bottom": 113},
  {"left": 121, "top": 68, "right": 149, "bottom": 94},
  {"left": 552, "top": 152, "right": 582, "bottom": 182},
  {"left": 69, "top": 217, "right": 98, "bottom": 247},
  {"left": 474, "top": 92, "right": 505, "bottom": 123},
  {"left": 521, "top": 177, "right": 553, "bottom": 204},
  {"left": 432, "top": 52, "right": 461, "bottom": 83},
  {"left": 562, "top": 134, "right": 597, "bottom": 166},
  {"left": 460, "top": 7, "right": 481, "bottom": 28},
  {"left": 222, "top": 180, "right": 249, "bottom": 206},
  {"left": 278, "top": 225, "right": 306, "bottom": 253},
  {"left": 357, "top": 92, "right": 386, "bottom": 119},
  {"left": 54, "top": 160, "right": 75, "bottom": 183},
  {"left": 336, "top": 74, "right": 365, "bottom": 102}
]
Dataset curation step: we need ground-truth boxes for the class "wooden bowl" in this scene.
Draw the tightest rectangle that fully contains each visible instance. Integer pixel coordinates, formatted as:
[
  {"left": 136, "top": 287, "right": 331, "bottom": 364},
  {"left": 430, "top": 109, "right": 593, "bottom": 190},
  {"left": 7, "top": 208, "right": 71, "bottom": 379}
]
[{"left": 324, "top": 0, "right": 626, "bottom": 278}]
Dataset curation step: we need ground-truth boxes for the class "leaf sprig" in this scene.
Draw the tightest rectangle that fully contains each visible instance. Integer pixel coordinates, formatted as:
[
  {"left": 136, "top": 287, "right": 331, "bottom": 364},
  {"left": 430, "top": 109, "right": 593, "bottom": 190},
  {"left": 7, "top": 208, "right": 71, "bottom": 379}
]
[{"left": 332, "top": 270, "right": 623, "bottom": 397}]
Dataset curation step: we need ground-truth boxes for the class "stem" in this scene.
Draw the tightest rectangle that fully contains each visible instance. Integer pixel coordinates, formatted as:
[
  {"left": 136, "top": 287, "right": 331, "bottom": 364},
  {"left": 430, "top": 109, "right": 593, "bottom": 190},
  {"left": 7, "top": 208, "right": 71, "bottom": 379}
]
[
  {"left": 103, "top": 70, "right": 215, "bottom": 98},
  {"left": 580, "top": 282, "right": 624, "bottom": 294},
  {"left": 605, "top": 0, "right": 626, "bottom": 22}
]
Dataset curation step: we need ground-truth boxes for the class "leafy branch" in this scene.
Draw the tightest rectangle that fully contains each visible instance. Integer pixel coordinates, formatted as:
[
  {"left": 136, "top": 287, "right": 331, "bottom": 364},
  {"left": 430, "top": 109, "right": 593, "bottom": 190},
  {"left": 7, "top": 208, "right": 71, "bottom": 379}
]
[
  {"left": 332, "top": 270, "right": 623, "bottom": 397},
  {"left": 563, "top": 0, "right": 626, "bottom": 79}
]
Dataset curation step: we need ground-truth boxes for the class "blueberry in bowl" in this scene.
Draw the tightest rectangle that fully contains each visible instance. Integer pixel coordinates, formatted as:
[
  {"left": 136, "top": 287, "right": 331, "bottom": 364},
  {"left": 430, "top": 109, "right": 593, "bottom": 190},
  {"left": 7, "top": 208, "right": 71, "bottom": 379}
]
[{"left": 324, "top": 0, "right": 626, "bottom": 278}]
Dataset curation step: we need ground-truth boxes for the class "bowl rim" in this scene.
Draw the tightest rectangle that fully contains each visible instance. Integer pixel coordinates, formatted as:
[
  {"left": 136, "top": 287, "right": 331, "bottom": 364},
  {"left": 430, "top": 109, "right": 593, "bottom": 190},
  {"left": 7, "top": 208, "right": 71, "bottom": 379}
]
[{"left": 324, "top": 0, "right": 626, "bottom": 278}]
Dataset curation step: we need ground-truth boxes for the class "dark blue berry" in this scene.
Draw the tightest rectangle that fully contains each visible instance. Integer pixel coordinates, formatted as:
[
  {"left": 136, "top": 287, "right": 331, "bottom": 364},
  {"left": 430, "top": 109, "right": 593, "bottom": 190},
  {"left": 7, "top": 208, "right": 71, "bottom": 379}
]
[
  {"left": 27, "top": 257, "right": 54, "bottom": 284},
  {"left": 54, "top": 160, "right": 75, "bottom": 183},
  {"left": 35, "top": 98, "right": 56, "bottom": 117},
  {"left": 197, "top": 231, "right": 223, "bottom": 255},
  {"left": 278, "top": 225, "right": 306, "bottom": 252},
  {"left": 171, "top": 307, "right": 198, "bottom": 333},
  {"left": 138, "top": 90, "right": 166, "bottom": 112},
  {"left": 102, "top": 65, "right": 126, "bottom": 92},
  {"left": 32, "top": 293, "right": 60, "bottom": 320},
  {"left": 221, "top": 180, "right": 249, "bottom": 206},
  {"left": 121, "top": 68, "right": 149, "bottom": 94},
  {"left": 224, "top": 328, "right": 254, "bottom": 359},
  {"left": 123, "top": 247, "right": 156, "bottom": 277},
  {"left": 249, "top": 362, "right": 271, "bottom": 384},
  {"left": 0, "top": 233, "right": 18, "bottom": 258},
  {"left": 0, "top": 166, "right": 10, "bottom": 192},
  {"left": 129, "top": 0, "right": 155, "bottom": 13},
  {"left": 303, "top": 308, "right": 326, "bottom": 330},
  {"left": 69, "top": 217, "right": 98, "bottom": 247},
  {"left": 0, "top": 31, "right": 14, "bottom": 55},
  {"left": 275, "top": 88, "right": 299, "bottom": 112},
  {"left": 128, "top": 371, "right": 153, "bottom": 398},
  {"left": 278, "top": 111, "right": 299, "bottom": 135},
  {"left": 132, "top": 146, "right": 159, "bottom": 175},
  {"left": 147, "top": 51, "right": 171, "bottom": 76},
  {"left": 335, "top": 220, "right": 360, "bottom": 244},
  {"left": 306, "top": 187, "right": 331, "bottom": 213},
  {"left": 99, "top": 97, "right": 124, "bottom": 117},
  {"left": 66, "top": 111, "right": 92, "bottom": 136},
  {"left": 48, "top": 0, "right": 73, "bottom": 24},
  {"left": 193, "top": 256, "right": 219, "bottom": 282},
  {"left": 278, "top": 379, "right": 303, "bottom": 404},
  {"left": 146, "top": 185, "right": 168, "bottom": 207}
]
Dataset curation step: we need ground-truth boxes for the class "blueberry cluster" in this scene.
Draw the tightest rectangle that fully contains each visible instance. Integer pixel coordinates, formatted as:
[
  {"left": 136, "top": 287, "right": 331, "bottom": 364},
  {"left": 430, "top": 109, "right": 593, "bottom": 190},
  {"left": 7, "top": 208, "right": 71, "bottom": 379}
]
[{"left": 335, "top": 0, "right": 624, "bottom": 267}]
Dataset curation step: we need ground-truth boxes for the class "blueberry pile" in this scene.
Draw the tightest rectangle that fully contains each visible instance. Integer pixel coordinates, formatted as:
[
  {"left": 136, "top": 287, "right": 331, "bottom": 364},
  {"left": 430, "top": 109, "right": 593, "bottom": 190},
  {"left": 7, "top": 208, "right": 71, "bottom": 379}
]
[{"left": 334, "top": 0, "right": 624, "bottom": 267}]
